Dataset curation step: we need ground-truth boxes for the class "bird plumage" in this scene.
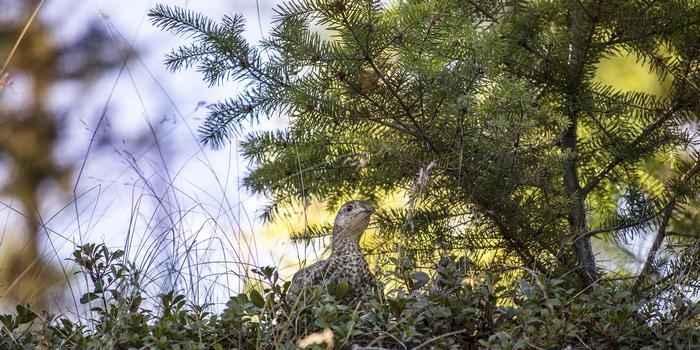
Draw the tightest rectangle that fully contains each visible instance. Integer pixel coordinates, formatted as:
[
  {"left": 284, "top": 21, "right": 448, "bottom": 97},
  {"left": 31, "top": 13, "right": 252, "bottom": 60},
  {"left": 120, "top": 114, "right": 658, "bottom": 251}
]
[{"left": 291, "top": 200, "right": 377, "bottom": 300}]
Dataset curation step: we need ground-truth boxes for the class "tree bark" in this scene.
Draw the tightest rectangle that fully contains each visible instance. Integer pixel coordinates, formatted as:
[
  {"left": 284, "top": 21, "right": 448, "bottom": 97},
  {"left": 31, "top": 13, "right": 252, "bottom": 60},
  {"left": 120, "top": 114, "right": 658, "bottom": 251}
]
[
  {"left": 561, "top": 123, "right": 598, "bottom": 286},
  {"left": 561, "top": 0, "right": 599, "bottom": 286}
]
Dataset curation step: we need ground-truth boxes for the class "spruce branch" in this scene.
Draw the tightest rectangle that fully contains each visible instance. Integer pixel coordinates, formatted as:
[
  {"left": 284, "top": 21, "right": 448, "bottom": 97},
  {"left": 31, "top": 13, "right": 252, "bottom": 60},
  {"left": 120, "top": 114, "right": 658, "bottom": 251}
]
[
  {"left": 584, "top": 214, "right": 656, "bottom": 238},
  {"left": 335, "top": 5, "right": 439, "bottom": 154},
  {"left": 580, "top": 103, "right": 682, "bottom": 196},
  {"left": 465, "top": 0, "right": 498, "bottom": 22},
  {"left": 148, "top": 4, "right": 219, "bottom": 39},
  {"left": 635, "top": 156, "right": 700, "bottom": 290}
]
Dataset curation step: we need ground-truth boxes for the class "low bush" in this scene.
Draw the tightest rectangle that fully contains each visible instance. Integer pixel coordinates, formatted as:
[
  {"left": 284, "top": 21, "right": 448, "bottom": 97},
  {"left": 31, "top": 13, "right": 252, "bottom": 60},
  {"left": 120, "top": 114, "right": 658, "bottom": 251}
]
[{"left": 1, "top": 244, "right": 698, "bottom": 349}]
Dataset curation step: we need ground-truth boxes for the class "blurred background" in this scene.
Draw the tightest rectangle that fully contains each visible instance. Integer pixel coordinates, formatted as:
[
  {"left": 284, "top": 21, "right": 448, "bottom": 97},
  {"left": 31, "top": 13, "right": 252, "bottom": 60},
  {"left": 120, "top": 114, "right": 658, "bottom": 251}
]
[
  {"left": 0, "top": 0, "right": 320, "bottom": 314},
  {"left": 0, "top": 0, "right": 674, "bottom": 314}
]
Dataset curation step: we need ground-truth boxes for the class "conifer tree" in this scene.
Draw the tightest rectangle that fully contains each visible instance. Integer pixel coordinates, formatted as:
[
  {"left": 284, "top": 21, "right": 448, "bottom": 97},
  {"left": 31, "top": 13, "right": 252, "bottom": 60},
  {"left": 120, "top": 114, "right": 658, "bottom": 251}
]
[{"left": 149, "top": 0, "right": 700, "bottom": 289}]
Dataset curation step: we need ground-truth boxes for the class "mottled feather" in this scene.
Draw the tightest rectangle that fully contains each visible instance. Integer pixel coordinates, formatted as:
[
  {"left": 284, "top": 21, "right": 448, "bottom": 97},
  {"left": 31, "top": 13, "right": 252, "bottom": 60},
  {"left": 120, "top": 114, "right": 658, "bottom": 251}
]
[{"left": 291, "top": 200, "right": 377, "bottom": 300}]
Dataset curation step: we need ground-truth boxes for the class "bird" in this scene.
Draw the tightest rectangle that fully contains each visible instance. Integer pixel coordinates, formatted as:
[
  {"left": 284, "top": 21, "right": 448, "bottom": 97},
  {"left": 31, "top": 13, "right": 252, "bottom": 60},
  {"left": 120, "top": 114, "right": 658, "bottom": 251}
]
[{"left": 291, "top": 200, "right": 377, "bottom": 300}]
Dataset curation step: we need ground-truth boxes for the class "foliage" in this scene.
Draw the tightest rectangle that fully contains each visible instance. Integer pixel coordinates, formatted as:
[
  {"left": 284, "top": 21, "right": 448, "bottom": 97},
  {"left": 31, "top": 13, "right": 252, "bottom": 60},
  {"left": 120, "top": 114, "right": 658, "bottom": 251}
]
[
  {"left": 2, "top": 247, "right": 699, "bottom": 349},
  {"left": 148, "top": 0, "right": 700, "bottom": 291}
]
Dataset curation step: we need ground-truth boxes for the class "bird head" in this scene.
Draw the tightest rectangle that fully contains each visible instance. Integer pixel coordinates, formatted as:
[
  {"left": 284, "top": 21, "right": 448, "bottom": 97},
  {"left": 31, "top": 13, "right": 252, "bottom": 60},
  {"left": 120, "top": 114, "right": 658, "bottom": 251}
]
[{"left": 332, "top": 200, "right": 375, "bottom": 243}]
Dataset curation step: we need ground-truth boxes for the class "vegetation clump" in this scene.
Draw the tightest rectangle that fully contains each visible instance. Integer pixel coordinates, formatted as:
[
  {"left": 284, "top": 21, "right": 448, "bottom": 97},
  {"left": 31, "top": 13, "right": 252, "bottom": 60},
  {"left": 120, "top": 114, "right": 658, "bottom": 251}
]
[{"left": 2, "top": 244, "right": 699, "bottom": 349}]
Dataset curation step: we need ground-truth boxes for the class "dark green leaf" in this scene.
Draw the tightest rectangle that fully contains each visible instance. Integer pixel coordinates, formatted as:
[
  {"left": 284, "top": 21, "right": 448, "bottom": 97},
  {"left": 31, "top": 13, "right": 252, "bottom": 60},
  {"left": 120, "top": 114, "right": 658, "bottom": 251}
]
[{"left": 249, "top": 289, "right": 265, "bottom": 308}]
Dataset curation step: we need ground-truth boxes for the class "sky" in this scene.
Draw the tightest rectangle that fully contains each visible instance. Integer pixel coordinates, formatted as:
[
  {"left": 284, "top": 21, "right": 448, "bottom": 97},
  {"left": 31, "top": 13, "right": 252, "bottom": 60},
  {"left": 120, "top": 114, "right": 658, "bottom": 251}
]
[{"left": 5, "top": 0, "right": 310, "bottom": 307}]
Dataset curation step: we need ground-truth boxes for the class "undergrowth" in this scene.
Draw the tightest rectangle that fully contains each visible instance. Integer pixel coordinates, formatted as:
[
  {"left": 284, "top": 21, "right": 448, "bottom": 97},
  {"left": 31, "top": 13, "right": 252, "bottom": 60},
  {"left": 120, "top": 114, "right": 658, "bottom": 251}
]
[{"left": 1, "top": 244, "right": 698, "bottom": 349}]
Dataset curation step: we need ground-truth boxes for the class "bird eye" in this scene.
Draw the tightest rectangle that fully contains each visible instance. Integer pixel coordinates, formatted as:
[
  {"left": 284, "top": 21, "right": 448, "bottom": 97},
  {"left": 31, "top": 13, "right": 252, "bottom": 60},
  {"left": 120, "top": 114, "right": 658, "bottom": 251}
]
[{"left": 345, "top": 205, "right": 353, "bottom": 212}]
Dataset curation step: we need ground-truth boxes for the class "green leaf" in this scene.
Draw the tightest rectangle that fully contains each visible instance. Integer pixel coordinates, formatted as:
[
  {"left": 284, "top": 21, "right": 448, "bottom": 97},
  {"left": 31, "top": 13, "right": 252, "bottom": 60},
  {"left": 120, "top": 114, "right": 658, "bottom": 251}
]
[
  {"left": 249, "top": 289, "right": 265, "bottom": 308},
  {"left": 93, "top": 280, "right": 104, "bottom": 293},
  {"left": 0, "top": 314, "right": 15, "bottom": 330},
  {"left": 334, "top": 280, "right": 349, "bottom": 299},
  {"left": 15, "top": 305, "right": 37, "bottom": 324},
  {"left": 410, "top": 271, "right": 430, "bottom": 290},
  {"left": 388, "top": 299, "right": 405, "bottom": 316},
  {"left": 80, "top": 292, "right": 100, "bottom": 304},
  {"left": 112, "top": 249, "right": 125, "bottom": 260}
]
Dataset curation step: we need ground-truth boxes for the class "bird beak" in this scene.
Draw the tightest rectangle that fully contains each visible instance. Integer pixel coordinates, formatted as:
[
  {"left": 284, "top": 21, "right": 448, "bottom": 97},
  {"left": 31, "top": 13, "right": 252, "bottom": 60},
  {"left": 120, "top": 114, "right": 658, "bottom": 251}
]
[{"left": 364, "top": 206, "right": 375, "bottom": 214}]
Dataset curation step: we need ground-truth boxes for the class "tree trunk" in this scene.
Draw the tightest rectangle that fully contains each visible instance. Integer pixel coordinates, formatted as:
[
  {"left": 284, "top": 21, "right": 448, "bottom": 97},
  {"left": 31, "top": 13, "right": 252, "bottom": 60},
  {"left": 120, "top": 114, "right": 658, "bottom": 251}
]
[
  {"left": 561, "top": 0, "right": 599, "bottom": 286},
  {"left": 561, "top": 123, "right": 598, "bottom": 286}
]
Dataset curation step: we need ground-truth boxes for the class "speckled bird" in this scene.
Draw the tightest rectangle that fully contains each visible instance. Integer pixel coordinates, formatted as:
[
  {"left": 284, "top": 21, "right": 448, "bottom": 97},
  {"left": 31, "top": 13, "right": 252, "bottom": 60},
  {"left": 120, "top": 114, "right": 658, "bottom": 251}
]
[{"left": 291, "top": 200, "right": 377, "bottom": 299}]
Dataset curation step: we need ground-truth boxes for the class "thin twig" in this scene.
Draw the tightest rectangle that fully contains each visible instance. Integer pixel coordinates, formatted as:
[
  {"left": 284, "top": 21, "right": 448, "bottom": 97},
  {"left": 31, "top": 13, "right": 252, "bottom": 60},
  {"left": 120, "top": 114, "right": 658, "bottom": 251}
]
[
  {"left": 0, "top": 0, "right": 46, "bottom": 77},
  {"left": 412, "top": 329, "right": 469, "bottom": 350},
  {"left": 466, "top": 0, "right": 498, "bottom": 22}
]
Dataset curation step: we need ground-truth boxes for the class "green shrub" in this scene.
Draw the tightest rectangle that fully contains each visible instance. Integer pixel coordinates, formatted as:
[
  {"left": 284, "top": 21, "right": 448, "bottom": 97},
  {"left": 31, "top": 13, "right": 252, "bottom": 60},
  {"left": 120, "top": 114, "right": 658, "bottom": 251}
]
[{"left": 1, "top": 245, "right": 698, "bottom": 349}]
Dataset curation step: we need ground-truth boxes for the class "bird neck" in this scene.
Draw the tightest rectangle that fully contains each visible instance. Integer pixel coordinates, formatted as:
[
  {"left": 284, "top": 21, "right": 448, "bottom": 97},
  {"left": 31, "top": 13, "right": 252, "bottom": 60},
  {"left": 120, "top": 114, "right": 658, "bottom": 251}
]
[{"left": 331, "top": 228, "right": 363, "bottom": 257}]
